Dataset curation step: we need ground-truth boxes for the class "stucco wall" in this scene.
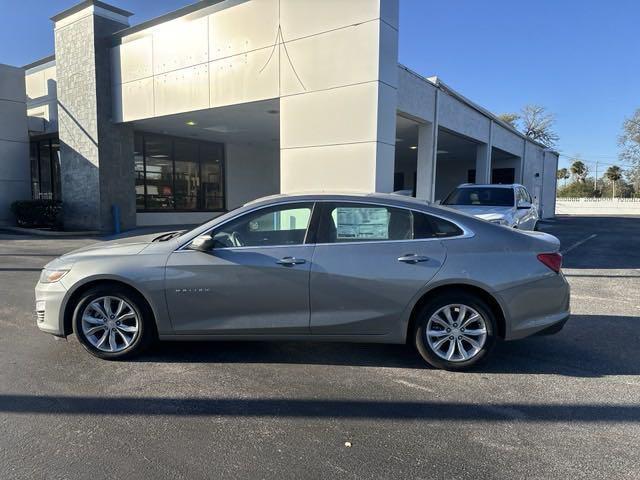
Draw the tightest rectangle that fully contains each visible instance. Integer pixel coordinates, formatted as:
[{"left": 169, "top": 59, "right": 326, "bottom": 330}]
[
  {"left": 25, "top": 62, "right": 58, "bottom": 134},
  {"left": 0, "top": 64, "right": 30, "bottom": 224},
  {"left": 226, "top": 143, "right": 279, "bottom": 209}
]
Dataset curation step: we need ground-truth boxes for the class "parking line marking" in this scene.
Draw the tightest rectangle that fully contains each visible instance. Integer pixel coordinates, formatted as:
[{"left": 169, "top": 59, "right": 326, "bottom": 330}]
[{"left": 561, "top": 234, "right": 597, "bottom": 255}]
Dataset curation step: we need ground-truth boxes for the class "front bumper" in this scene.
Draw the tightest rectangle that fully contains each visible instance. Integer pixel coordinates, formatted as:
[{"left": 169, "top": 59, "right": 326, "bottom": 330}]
[{"left": 35, "top": 280, "right": 68, "bottom": 336}]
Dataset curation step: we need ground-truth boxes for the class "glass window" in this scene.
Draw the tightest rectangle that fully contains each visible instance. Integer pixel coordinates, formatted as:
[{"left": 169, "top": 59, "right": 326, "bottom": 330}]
[
  {"left": 134, "top": 134, "right": 145, "bottom": 210},
  {"left": 319, "top": 203, "right": 412, "bottom": 243},
  {"left": 210, "top": 203, "right": 313, "bottom": 248},
  {"left": 144, "top": 136, "right": 174, "bottom": 210},
  {"left": 38, "top": 140, "right": 52, "bottom": 200},
  {"left": 135, "top": 133, "right": 225, "bottom": 212},
  {"left": 413, "top": 211, "right": 436, "bottom": 239},
  {"left": 29, "top": 137, "right": 61, "bottom": 201},
  {"left": 174, "top": 141, "right": 199, "bottom": 210},
  {"left": 30, "top": 142, "right": 40, "bottom": 199},
  {"left": 430, "top": 216, "right": 463, "bottom": 238},
  {"left": 443, "top": 187, "right": 515, "bottom": 207},
  {"left": 200, "top": 143, "right": 224, "bottom": 211}
]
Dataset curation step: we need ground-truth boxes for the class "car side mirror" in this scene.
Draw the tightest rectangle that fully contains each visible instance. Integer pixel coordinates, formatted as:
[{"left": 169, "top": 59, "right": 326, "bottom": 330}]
[
  {"left": 517, "top": 200, "right": 532, "bottom": 210},
  {"left": 188, "top": 234, "right": 215, "bottom": 252}
]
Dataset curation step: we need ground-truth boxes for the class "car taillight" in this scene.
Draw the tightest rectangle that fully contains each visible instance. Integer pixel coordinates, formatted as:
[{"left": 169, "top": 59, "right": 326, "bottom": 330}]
[{"left": 537, "top": 252, "right": 562, "bottom": 273}]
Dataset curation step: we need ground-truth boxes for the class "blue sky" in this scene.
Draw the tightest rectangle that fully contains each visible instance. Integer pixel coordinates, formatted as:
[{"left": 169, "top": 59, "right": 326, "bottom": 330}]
[{"left": 2, "top": 0, "right": 638, "bottom": 171}]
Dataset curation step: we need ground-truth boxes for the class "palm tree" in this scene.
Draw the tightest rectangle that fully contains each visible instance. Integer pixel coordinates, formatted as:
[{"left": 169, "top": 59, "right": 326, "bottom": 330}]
[
  {"left": 605, "top": 165, "right": 623, "bottom": 198},
  {"left": 556, "top": 168, "right": 570, "bottom": 186},
  {"left": 570, "top": 160, "right": 588, "bottom": 183}
]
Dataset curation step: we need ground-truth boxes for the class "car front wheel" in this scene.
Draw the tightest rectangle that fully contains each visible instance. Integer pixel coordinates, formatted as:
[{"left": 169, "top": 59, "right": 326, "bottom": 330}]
[
  {"left": 414, "top": 292, "right": 497, "bottom": 370},
  {"left": 72, "top": 285, "right": 155, "bottom": 360}
]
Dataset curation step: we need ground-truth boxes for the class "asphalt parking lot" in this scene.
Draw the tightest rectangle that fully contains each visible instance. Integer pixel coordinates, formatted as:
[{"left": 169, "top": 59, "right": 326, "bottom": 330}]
[{"left": 1, "top": 216, "right": 639, "bottom": 479}]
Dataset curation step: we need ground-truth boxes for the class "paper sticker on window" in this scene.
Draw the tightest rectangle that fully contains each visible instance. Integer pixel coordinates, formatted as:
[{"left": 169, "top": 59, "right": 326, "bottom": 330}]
[{"left": 334, "top": 207, "right": 390, "bottom": 240}]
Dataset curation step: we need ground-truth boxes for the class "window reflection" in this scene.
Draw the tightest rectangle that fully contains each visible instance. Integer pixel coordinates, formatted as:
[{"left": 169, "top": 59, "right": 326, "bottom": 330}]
[{"left": 135, "top": 133, "right": 225, "bottom": 212}]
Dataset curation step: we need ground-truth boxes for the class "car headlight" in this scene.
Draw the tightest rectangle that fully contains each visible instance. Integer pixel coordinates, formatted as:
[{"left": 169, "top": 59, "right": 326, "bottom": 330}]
[
  {"left": 489, "top": 219, "right": 509, "bottom": 226},
  {"left": 39, "top": 268, "right": 70, "bottom": 283}
]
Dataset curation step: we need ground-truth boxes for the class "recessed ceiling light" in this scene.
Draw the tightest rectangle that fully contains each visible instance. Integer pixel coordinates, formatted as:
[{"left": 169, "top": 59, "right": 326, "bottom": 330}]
[
  {"left": 410, "top": 146, "right": 417, "bottom": 150},
  {"left": 151, "top": 154, "right": 169, "bottom": 159},
  {"left": 186, "top": 121, "right": 197, "bottom": 126}
]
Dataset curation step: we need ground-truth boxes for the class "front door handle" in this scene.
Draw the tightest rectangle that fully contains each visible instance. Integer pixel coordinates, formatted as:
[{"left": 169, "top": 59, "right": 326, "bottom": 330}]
[
  {"left": 397, "top": 254, "right": 430, "bottom": 264},
  {"left": 276, "top": 256, "right": 306, "bottom": 266}
]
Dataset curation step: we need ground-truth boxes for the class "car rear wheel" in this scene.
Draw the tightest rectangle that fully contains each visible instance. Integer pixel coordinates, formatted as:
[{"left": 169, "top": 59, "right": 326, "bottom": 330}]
[
  {"left": 414, "top": 292, "right": 497, "bottom": 370},
  {"left": 72, "top": 285, "right": 155, "bottom": 360}
]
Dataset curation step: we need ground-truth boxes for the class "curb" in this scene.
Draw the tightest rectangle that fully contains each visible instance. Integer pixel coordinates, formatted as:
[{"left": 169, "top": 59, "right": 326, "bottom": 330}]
[{"left": 0, "top": 226, "right": 101, "bottom": 237}]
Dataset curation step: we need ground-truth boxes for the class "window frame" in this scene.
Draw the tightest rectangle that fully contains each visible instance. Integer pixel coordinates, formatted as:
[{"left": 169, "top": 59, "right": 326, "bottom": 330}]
[
  {"left": 29, "top": 134, "right": 60, "bottom": 201},
  {"left": 177, "top": 199, "right": 472, "bottom": 252},
  {"left": 135, "top": 131, "right": 226, "bottom": 213},
  {"left": 313, "top": 201, "right": 471, "bottom": 245}
]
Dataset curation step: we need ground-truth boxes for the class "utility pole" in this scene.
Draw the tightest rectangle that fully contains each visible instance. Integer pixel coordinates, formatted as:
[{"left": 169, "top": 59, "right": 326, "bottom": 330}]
[{"left": 594, "top": 160, "right": 599, "bottom": 192}]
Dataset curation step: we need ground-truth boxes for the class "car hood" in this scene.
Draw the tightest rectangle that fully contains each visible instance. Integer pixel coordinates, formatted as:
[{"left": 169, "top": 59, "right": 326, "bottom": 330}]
[
  {"left": 57, "top": 232, "right": 172, "bottom": 262},
  {"left": 444, "top": 205, "right": 514, "bottom": 219}
]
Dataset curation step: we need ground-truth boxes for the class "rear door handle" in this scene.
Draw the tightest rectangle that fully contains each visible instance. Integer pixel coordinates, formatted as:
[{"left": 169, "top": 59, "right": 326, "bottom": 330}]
[
  {"left": 397, "top": 254, "right": 430, "bottom": 264},
  {"left": 276, "top": 256, "right": 306, "bottom": 266}
]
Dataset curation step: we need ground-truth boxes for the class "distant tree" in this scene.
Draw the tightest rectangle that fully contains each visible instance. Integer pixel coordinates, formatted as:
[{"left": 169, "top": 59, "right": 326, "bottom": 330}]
[
  {"left": 619, "top": 108, "right": 640, "bottom": 191},
  {"left": 556, "top": 168, "right": 570, "bottom": 186},
  {"left": 557, "top": 178, "right": 597, "bottom": 198},
  {"left": 605, "top": 165, "right": 623, "bottom": 198},
  {"left": 569, "top": 160, "right": 589, "bottom": 183},
  {"left": 600, "top": 176, "right": 635, "bottom": 198},
  {"left": 520, "top": 104, "right": 560, "bottom": 147},
  {"left": 498, "top": 113, "right": 520, "bottom": 128}
]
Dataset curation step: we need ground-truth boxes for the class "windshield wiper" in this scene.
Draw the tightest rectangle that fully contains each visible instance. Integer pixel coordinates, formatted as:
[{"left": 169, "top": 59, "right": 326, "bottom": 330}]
[{"left": 152, "top": 231, "right": 185, "bottom": 242}]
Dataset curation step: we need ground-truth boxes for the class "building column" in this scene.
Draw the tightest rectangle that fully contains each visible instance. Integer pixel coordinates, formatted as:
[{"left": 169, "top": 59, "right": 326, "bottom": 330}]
[
  {"left": 415, "top": 122, "right": 436, "bottom": 201},
  {"left": 279, "top": 0, "right": 399, "bottom": 194},
  {"left": 0, "top": 65, "right": 30, "bottom": 224},
  {"left": 475, "top": 120, "right": 493, "bottom": 184},
  {"left": 53, "top": 1, "right": 136, "bottom": 232}
]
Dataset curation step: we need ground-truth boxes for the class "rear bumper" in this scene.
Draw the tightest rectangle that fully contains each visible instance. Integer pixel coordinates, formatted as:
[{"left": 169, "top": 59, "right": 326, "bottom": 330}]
[
  {"left": 498, "top": 272, "right": 571, "bottom": 340},
  {"left": 534, "top": 314, "right": 570, "bottom": 336}
]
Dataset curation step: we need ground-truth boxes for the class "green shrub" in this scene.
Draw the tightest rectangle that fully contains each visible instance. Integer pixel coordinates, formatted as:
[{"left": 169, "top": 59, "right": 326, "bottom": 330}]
[{"left": 10, "top": 200, "right": 63, "bottom": 229}]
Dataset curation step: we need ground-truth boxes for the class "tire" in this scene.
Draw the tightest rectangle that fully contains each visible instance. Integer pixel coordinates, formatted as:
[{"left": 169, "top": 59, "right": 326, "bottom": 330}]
[
  {"left": 72, "top": 285, "right": 155, "bottom": 360},
  {"left": 414, "top": 292, "right": 497, "bottom": 371}
]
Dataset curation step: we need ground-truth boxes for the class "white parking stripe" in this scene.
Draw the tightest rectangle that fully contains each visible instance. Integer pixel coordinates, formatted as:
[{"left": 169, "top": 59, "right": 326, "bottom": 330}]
[{"left": 561, "top": 234, "right": 598, "bottom": 255}]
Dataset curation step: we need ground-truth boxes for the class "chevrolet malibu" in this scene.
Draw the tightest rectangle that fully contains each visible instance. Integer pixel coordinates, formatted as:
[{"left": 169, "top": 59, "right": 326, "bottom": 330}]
[{"left": 35, "top": 193, "right": 569, "bottom": 370}]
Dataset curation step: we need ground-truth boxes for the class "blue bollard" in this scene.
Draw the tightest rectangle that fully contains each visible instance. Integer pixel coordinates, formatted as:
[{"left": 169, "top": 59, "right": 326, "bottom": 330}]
[{"left": 112, "top": 204, "right": 121, "bottom": 235}]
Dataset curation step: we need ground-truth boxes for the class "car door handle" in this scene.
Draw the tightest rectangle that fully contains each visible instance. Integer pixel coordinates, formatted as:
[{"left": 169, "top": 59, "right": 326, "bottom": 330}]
[
  {"left": 397, "top": 254, "right": 430, "bottom": 264},
  {"left": 276, "top": 256, "right": 306, "bottom": 266}
]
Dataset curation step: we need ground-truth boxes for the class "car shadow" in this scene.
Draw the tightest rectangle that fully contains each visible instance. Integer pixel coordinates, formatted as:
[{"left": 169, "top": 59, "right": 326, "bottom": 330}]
[{"left": 133, "top": 314, "right": 639, "bottom": 378}]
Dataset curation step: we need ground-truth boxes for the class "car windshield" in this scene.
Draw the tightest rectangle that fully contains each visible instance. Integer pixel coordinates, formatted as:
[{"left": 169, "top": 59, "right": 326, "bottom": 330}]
[{"left": 443, "top": 187, "right": 514, "bottom": 207}]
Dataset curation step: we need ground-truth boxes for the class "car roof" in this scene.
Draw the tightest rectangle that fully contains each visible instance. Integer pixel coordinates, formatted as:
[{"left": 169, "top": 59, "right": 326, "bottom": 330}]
[
  {"left": 456, "top": 183, "right": 523, "bottom": 189},
  {"left": 244, "top": 191, "right": 432, "bottom": 207}
]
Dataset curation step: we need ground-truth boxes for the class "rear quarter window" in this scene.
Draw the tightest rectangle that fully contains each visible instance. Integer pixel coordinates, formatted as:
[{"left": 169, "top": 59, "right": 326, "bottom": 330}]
[
  {"left": 413, "top": 211, "right": 463, "bottom": 239},
  {"left": 428, "top": 215, "right": 464, "bottom": 238}
]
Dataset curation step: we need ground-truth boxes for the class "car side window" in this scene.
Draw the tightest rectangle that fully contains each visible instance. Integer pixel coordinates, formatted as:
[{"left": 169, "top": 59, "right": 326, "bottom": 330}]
[
  {"left": 210, "top": 203, "right": 314, "bottom": 248},
  {"left": 318, "top": 203, "right": 412, "bottom": 243}
]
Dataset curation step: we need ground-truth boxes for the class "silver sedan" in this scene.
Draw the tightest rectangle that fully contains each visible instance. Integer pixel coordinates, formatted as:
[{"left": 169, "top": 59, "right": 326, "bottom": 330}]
[{"left": 35, "top": 193, "right": 570, "bottom": 370}]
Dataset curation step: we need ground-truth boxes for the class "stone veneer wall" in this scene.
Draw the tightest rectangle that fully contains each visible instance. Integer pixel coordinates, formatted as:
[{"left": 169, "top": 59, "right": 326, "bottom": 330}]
[{"left": 55, "top": 12, "right": 135, "bottom": 231}]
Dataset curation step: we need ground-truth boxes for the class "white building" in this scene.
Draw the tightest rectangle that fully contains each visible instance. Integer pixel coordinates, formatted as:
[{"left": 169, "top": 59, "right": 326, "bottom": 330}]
[{"left": 0, "top": 0, "right": 558, "bottom": 230}]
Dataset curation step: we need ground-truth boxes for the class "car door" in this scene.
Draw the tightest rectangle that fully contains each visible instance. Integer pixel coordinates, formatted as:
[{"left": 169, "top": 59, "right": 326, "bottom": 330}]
[
  {"left": 309, "top": 202, "right": 448, "bottom": 335},
  {"left": 165, "top": 202, "right": 316, "bottom": 334}
]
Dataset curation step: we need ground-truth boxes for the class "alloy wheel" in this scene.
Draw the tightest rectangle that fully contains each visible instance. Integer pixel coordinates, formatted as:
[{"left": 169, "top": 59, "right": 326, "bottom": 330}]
[
  {"left": 81, "top": 296, "right": 140, "bottom": 353},
  {"left": 425, "top": 304, "right": 487, "bottom": 362}
]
